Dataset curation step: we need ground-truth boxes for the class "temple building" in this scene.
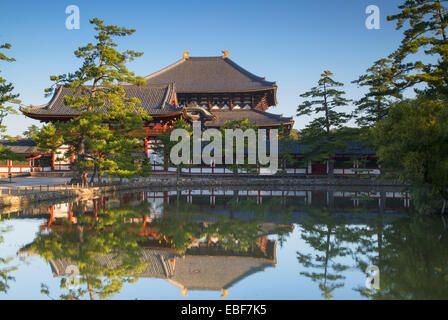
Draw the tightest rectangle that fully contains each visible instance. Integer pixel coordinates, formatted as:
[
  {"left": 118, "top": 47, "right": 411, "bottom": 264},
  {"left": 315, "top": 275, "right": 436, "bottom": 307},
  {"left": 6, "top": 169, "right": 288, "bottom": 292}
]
[
  {"left": 4, "top": 51, "right": 381, "bottom": 176},
  {"left": 16, "top": 51, "right": 294, "bottom": 172},
  {"left": 144, "top": 50, "right": 293, "bottom": 130},
  {"left": 21, "top": 50, "right": 293, "bottom": 132}
]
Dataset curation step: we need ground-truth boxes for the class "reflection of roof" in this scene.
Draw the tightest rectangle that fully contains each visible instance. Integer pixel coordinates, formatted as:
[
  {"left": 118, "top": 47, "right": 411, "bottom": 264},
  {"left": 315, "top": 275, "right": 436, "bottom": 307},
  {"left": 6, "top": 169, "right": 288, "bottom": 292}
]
[
  {"left": 168, "top": 254, "right": 275, "bottom": 291},
  {"left": 205, "top": 109, "right": 293, "bottom": 127},
  {"left": 20, "top": 240, "right": 277, "bottom": 292},
  {"left": 21, "top": 83, "right": 181, "bottom": 120},
  {"left": 145, "top": 56, "right": 276, "bottom": 93},
  {"left": 0, "top": 139, "right": 39, "bottom": 154},
  {"left": 48, "top": 249, "right": 179, "bottom": 278}
]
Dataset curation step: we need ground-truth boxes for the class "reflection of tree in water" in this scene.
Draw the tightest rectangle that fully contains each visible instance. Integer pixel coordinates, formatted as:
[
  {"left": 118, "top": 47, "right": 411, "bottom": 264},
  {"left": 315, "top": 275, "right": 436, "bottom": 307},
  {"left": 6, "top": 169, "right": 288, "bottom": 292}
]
[
  {"left": 153, "top": 197, "right": 294, "bottom": 255},
  {"left": 30, "top": 202, "right": 150, "bottom": 300},
  {"left": 0, "top": 224, "right": 17, "bottom": 293},
  {"left": 27, "top": 195, "right": 294, "bottom": 299},
  {"left": 297, "top": 208, "right": 351, "bottom": 299},
  {"left": 351, "top": 215, "right": 448, "bottom": 300}
]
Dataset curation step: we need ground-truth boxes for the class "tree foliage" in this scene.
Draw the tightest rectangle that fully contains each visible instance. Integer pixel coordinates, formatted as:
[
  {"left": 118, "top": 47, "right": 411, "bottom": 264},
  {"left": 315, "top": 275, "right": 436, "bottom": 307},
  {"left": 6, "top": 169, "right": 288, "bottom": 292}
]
[
  {"left": 372, "top": 96, "right": 448, "bottom": 212},
  {"left": 387, "top": 0, "right": 448, "bottom": 97},
  {"left": 31, "top": 202, "right": 150, "bottom": 300},
  {"left": 297, "top": 70, "right": 352, "bottom": 175},
  {"left": 34, "top": 18, "right": 149, "bottom": 184},
  {"left": 0, "top": 43, "right": 24, "bottom": 161},
  {"left": 352, "top": 58, "right": 405, "bottom": 127}
]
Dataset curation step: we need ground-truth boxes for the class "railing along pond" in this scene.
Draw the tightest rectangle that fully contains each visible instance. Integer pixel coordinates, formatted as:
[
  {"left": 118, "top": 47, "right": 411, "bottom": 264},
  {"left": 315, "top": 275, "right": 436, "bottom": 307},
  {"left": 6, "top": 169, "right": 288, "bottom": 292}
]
[{"left": 0, "top": 181, "right": 122, "bottom": 196}]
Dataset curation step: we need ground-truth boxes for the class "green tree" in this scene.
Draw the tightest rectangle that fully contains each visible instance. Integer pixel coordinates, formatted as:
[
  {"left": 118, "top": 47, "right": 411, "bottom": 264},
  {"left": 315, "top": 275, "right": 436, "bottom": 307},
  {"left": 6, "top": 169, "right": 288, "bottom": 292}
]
[
  {"left": 387, "top": 0, "right": 448, "bottom": 97},
  {"left": 30, "top": 203, "right": 150, "bottom": 300},
  {"left": 352, "top": 58, "right": 405, "bottom": 127},
  {"left": 0, "top": 43, "right": 24, "bottom": 162},
  {"left": 22, "top": 125, "right": 40, "bottom": 139},
  {"left": 34, "top": 18, "right": 147, "bottom": 185},
  {"left": 297, "top": 70, "right": 352, "bottom": 176},
  {"left": 0, "top": 43, "right": 20, "bottom": 138},
  {"left": 371, "top": 96, "right": 448, "bottom": 213}
]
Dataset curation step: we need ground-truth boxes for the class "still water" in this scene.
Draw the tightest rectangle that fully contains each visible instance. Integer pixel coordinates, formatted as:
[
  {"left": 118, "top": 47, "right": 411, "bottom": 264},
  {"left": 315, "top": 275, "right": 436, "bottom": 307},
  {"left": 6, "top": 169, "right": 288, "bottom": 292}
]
[{"left": 0, "top": 187, "right": 447, "bottom": 300}]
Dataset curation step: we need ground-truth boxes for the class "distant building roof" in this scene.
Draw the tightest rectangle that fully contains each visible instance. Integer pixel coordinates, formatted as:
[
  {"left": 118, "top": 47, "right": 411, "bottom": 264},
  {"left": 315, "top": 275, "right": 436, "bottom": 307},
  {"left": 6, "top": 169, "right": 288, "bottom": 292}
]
[
  {"left": 280, "top": 140, "right": 377, "bottom": 156},
  {"left": 204, "top": 109, "right": 293, "bottom": 128},
  {"left": 21, "top": 83, "right": 181, "bottom": 121},
  {"left": 145, "top": 56, "right": 277, "bottom": 94},
  {"left": 0, "top": 139, "right": 38, "bottom": 155}
]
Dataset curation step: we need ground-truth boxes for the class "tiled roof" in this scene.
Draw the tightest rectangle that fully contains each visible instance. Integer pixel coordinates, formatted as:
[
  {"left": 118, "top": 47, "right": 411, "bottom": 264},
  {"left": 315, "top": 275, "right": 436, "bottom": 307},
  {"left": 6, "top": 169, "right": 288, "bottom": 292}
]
[
  {"left": 21, "top": 83, "right": 181, "bottom": 119},
  {"left": 204, "top": 109, "right": 294, "bottom": 127},
  {"left": 48, "top": 249, "right": 179, "bottom": 278},
  {"left": 280, "top": 141, "right": 377, "bottom": 155},
  {"left": 145, "top": 57, "right": 276, "bottom": 93},
  {"left": 0, "top": 139, "right": 39, "bottom": 154}
]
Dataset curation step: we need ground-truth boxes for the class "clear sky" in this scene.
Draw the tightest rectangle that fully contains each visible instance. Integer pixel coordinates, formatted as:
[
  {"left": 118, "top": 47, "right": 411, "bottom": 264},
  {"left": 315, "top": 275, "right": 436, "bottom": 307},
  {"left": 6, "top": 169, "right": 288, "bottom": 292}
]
[{"left": 0, "top": 0, "right": 406, "bottom": 136}]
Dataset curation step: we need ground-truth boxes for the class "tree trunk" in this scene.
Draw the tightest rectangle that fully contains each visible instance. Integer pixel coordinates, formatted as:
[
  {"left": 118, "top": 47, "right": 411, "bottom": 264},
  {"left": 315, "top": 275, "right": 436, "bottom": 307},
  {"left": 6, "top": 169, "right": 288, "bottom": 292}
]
[
  {"left": 89, "top": 164, "right": 97, "bottom": 184},
  {"left": 327, "top": 160, "right": 334, "bottom": 177}
]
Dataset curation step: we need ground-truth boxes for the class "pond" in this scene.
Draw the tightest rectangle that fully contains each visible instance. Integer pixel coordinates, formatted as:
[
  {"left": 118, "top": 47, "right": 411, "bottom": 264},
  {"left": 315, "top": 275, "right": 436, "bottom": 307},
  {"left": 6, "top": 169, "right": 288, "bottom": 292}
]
[{"left": 0, "top": 187, "right": 447, "bottom": 300}]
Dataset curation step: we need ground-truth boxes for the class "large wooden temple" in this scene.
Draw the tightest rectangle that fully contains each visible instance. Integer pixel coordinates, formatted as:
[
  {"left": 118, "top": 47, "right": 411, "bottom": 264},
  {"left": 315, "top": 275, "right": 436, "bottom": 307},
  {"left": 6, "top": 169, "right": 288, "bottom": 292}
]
[
  {"left": 4, "top": 51, "right": 380, "bottom": 176},
  {"left": 21, "top": 50, "right": 293, "bottom": 132},
  {"left": 14, "top": 51, "right": 295, "bottom": 172}
]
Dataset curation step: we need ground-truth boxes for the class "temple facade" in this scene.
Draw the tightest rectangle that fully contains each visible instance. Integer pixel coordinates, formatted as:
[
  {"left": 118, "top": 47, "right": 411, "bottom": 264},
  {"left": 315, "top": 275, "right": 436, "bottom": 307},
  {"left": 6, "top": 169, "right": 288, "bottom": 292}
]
[
  {"left": 4, "top": 51, "right": 380, "bottom": 176},
  {"left": 22, "top": 50, "right": 293, "bottom": 133},
  {"left": 16, "top": 51, "right": 295, "bottom": 173}
]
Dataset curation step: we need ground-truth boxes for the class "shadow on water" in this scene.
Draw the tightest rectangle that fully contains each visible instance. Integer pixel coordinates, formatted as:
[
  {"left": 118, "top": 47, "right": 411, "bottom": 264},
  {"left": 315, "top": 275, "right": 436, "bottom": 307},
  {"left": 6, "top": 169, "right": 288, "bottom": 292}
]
[{"left": 0, "top": 187, "right": 447, "bottom": 300}]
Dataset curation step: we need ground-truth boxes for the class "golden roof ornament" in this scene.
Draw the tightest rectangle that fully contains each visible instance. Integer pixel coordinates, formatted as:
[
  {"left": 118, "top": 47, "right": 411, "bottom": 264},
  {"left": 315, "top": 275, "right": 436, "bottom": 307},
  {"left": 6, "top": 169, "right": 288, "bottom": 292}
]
[
  {"left": 221, "top": 50, "right": 229, "bottom": 59},
  {"left": 221, "top": 289, "right": 228, "bottom": 298},
  {"left": 182, "top": 51, "right": 190, "bottom": 59}
]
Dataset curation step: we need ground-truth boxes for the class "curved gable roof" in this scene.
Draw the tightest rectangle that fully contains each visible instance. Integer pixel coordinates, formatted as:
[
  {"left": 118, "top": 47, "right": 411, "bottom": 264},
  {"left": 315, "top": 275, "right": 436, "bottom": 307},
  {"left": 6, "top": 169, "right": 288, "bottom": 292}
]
[
  {"left": 144, "top": 56, "right": 277, "bottom": 93},
  {"left": 21, "top": 83, "right": 181, "bottom": 121}
]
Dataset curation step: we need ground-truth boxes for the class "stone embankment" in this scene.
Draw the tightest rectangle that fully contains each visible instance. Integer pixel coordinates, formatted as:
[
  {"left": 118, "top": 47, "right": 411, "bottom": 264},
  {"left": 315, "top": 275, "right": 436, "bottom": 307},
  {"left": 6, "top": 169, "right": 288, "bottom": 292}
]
[{"left": 0, "top": 175, "right": 405, "bottom": 209}]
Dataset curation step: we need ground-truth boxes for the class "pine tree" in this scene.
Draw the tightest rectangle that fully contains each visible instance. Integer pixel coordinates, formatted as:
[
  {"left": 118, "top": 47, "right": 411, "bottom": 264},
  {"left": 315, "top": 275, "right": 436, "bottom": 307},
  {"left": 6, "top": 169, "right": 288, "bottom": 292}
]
[
  {"left": 22, "top": 125, "right": 40, "bottom": 139},
  {"left": 0, "top": 43, "right": 24, "bottom": 162},
  {"left": 352, "top": 58, "right": 405, "bottom": 127},
  {"left": 387, "top": 0, "right": 448, "bottom": 96},
  {"left": 297, "top": 70, "right": 352, "bottom": 176},
  {"left": 34, "top": 18, "right": 148, "bottom": 185}
]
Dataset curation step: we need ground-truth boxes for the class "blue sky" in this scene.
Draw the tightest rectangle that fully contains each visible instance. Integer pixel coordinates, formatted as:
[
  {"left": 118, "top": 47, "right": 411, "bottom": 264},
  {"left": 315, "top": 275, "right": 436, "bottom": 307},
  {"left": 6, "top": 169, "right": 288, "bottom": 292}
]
[{"left": 0, "top": 0, "right": 406, "bottom": 136}]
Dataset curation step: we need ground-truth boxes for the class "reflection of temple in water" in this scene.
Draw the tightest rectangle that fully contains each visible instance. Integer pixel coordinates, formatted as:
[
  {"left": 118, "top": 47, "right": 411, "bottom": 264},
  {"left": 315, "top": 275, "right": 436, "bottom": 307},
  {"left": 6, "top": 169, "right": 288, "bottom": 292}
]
[
  {"left": 10, "top": 187, "right": 412, "bottom": 297},
  {"left": 17, "top": 195, "right": 282, "bottom": 297},
  {"left": 34, "top": 242, "right": 276, "bottom": 297},
  {"left": 147, "top": 189, "right": 411, "bottom": 210}
]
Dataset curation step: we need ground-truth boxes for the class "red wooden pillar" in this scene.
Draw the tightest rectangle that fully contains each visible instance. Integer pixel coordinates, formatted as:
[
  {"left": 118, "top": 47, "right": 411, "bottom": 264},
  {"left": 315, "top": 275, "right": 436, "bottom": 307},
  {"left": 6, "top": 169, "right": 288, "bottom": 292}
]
[
  {"left": 69, "top": 203, "right": 74, "bottom": 223},
  {"left": 48, "top": 206, "right": 54, "bottom": 227},
  {"left": 94, "top": 199, "right": 98, "bottom": 219},
  {"left": 144, "top": 137, "right": 148, "bottom": 158}
]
